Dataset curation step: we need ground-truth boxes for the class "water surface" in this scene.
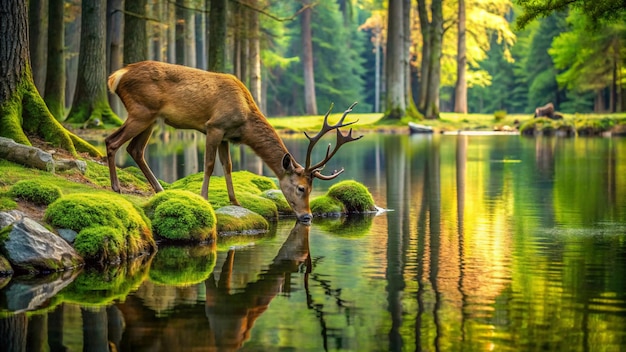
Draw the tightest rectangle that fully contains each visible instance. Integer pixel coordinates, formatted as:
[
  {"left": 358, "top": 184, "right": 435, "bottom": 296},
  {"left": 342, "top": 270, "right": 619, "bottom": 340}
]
[{"left": 1, "top": 133, "right": 626, "bottom": 351}]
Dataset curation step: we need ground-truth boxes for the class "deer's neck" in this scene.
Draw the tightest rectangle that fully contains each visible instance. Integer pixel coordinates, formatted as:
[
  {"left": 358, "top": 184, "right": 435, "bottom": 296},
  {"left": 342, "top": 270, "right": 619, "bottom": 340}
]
[{"left": 242, "top": 111, "right": 291, "bottom": 178}]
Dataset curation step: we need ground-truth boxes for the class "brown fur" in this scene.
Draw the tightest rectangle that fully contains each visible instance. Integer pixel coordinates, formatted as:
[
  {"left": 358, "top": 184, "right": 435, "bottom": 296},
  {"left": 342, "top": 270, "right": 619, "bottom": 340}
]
[{"left": 105, "top": 61, "right": 317, "bottom": 220}]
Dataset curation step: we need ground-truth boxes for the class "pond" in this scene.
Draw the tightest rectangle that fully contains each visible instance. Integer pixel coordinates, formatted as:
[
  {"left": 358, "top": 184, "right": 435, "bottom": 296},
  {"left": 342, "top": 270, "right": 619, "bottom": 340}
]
[{"left": 2, "top": 132, "right": 626, "bottom": 351}]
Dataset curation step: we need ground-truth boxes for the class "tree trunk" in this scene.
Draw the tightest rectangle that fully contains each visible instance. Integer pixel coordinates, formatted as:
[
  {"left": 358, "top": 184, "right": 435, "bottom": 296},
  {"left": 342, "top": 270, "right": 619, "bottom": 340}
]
[
  {"left": 417, "top": 0, "right": 430, "bottom": 112},
  {"left": 168, "top": 1, "right": 177, "bottom": 63},
  {"left": 249, "top": 1, "right": 263, "bottom": 113},
  {"left": 183, "top": 0, "right": 196, "bottom": 67},
  {"left": 44, "top": 0, "right": 65, "bottom": 121},
  {"left": 208, "top": 0, "right": 227, "bottom": 72},
  {"left": 107, "top": 0, "right": 124, "bottom": 116},
  {"left": 64, "top": 5, "right": 80, "bottom": 108},
  {"left": 301, "top": 0, "right": 317, "bottom": 115},
  {"left": 384, "top": 0, "right": 405, "bottom": 119},
  {"left": 176, "top": 0, "right": 185, "bottom": 64},
  {"left": 124, "top": 0, "right": 147, "bottom": 65},
  {"left": 0, "top": 0, "right": 100, "bottom": 156},
  {"left": 66, "top": 0, "right": 122, "bottom": 126},
  {"left": 454, "top": 0, "right": 467, "bottom": 114},
  {"left": 403, "top": 0, "right": 418, "bottom": 118},
  {"left": 29, "top": 0, "right": 47, "bottom": 94},
  {"left": 424, "top": 0, "right": 443, "bottom": 119}
]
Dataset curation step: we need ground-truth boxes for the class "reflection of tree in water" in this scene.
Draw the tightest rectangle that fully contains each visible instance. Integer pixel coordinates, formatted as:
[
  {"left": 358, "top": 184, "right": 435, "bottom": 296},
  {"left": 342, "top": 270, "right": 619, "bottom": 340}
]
[{"left": 304, "top": 255, "right": 355, "bottom": 351}]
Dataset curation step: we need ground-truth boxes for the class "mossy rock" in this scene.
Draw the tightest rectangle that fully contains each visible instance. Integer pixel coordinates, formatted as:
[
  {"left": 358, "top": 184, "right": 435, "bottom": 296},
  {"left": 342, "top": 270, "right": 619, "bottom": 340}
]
[
  {"left": 143, "top": 190, "right": 216, "bottom": 243},
  {"left": 310, "top": 195, "right": 345, "bottom": 217},
  {"left": 326, "top": 180, "right": 376, "bottom": 213},
  {"left": 44, "top": 193, "right": 156, "bottom": 264},
  {"left": 169, "top": 170, "right": 279, "bottom": 219},
  {"left": 0, "top": 255, "right": 13, "bottom": 276},
  {"left": 10, "top": 179, "right": 62, "bottom": 206},
  {"left": 149, "top": 245, "right": 216, "bottom": 286},
  {"left": 261, "top": 189, "right": 294, "bottom": 215},
  {"left": 215, "top": 205, "right": 269, "bottom": 236}
]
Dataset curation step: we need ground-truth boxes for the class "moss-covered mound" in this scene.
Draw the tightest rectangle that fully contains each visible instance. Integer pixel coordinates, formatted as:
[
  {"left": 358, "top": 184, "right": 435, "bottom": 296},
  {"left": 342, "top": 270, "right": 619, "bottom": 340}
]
[
  {"left": 0, "top": 197, "right": 17, "bottom": 211},
  {"left": 169, "top": 171, "right": 280, "bottom": 220},
  {"left": 311, "top": 180, "right": 376, "bottom": 217},
  {"left": 10, "top": 179, "right": 62, "bottom": 206},
  {"left": 519, "top": 117, "right": 576, "bottom": 136},
  {"left": 261, "top": 189, "right": 294, "bottom": 215},
  {"left": 310, "top": 195, "right": 345, "bottom": 216},
  {"left": 44, "top": 193, "right": 156, "bottom": 264},
  {"left": 215, "top": 205, "right": 269, "bottom": 235},
  {"left": 149, "top": 245, "right": 216, "bottom": 286},
  {"left": 143, "top": 190, "right": 216, "bottom": 243}
]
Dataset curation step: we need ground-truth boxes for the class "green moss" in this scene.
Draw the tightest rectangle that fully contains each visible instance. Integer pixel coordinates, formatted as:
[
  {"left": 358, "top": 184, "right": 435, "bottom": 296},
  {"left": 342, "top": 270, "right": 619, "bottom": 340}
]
[
  {"left": 10, "top": 179, "right": 62, "bottom": 205},
  {"left": 261, "top": 189, "right": 293, "bottom": 214},
  {"left": 143, "top": 190, "right": 216, "bottom": 242},
  {"left": 149, "top": 245, "right": 216, "bottom": 286},
  {"left": 169, "top": 171, "right": 279, "bottom": 219},
  {"left": 216, "top": 211, "right": 269, "bottom": 235},
  {"left": 310, "top": 195, "right": 345, "bottom": 216},
  {"left": 84, "top": 160, "right": 152, "bottom": 192},
  {"left": 494, "top": 110, "right": 507, "bottom": 121},
  {"left": 44, "top": 193, "right": 155, "bottom": 262},
  {"left": 0, "top": 196, "right": 17, "bottom": 211},
  {"left": 327, "top": 180, "right": 376, "bottom": 213},
  {"left": 74, "top": 226, "right": 125, "bottom": 263}
]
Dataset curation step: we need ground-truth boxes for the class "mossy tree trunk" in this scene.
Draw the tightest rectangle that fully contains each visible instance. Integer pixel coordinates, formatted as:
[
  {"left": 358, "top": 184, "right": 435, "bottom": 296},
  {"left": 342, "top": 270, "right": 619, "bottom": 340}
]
[
  {"left": 0, "top": 0, "right": 101, "bottom": 157},
  {"left": 65, "top": 0, "right": 122, "bottom": 126}
]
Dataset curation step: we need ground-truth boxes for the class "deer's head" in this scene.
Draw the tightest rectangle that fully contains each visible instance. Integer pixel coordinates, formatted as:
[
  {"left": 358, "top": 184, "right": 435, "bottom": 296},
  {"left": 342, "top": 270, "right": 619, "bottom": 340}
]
[{"left": 278, "top": 102, "right": 362, "bottom": 225}]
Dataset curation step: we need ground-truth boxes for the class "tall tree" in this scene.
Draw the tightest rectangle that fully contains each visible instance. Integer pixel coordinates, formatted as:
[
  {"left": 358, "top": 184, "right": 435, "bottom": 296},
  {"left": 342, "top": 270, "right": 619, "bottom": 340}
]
[
  {"left": 107, "top": 0, "right": 124, "bottom": 115},
  {"left": 65, "top": 0, "right": 122, "bottom": 126},
  {"left": 301, "top": 0, "right": 317, "bottom": 115},
  {"left": 384, "top": 0, "right": 406, "bottom": 119},
  {"left": 0, "top": 0, "right": 99, "bottom": 156},
  {"left": 249, "top": 0, "right": 263, "bottom": 112},
  {"left": 418, "top": 0, "right": 443, "bottom": 119},
  {"left": 44, "top": 0, "right": 65, "bottom": 121},
  {"left": 29, "top": 0, "right": 47, "bottom": 94},
  {"left": 208, "top": 0, "right": 227, "bottom": 72},
  {"left": 124, "top": 0, "right": 147, "bottom": 65},
  {"left": 183, "top": 0, "right": 196, "bottom": 67},
  {"left": 454, "top": 0, "right": 467, "bottom": 113}
]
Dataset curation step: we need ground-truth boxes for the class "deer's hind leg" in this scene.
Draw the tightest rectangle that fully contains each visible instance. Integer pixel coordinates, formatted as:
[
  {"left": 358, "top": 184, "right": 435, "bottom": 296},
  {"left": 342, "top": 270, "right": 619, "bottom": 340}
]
[
  {"left": 126, "top": 123, "right": 163, "bottom": 193},
  {"left": 105, "top": 115, "right": 157, "bottom": 193}
]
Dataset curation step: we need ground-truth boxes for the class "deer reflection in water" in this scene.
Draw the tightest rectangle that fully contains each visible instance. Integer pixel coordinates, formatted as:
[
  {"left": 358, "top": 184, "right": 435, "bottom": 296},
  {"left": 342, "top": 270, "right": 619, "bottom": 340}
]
[{"left": 205, "top": 222, "right": 311, "bottom": 351}]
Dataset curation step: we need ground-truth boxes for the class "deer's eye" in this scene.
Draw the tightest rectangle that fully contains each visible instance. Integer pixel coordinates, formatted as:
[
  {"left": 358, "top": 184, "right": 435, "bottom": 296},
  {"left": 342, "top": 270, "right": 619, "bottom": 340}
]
[{"left": 297, "top": 185, "right": 306, "bottom": 194}]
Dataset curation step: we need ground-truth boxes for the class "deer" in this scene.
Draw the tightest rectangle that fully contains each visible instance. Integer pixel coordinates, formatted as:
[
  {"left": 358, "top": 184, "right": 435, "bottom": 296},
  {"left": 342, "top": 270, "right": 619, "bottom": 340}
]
[{"left": 105, "top": 61, "right": 361, "bottom": 224}]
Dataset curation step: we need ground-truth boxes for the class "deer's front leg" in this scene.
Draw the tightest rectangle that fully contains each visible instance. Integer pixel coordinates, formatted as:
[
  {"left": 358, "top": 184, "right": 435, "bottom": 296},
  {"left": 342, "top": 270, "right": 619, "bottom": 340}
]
[
  {"left": 218, "top": 141, "right": 240, "bottom": 206},
  {"left": 201, "top": 129, "right": 224, "bottom": 199}
]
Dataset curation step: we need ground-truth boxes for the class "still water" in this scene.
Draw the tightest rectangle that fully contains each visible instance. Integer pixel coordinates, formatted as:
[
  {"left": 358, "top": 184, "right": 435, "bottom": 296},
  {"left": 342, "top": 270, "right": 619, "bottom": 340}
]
[{"left": 2, "top": 132, "right": 626, "bottom": 351}]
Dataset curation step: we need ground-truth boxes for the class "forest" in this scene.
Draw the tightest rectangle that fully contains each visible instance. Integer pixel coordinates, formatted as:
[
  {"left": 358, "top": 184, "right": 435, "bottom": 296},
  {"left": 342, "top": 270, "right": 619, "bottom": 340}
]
[{"left": 12, "top": 0, "right": 626, "bottom": 129}]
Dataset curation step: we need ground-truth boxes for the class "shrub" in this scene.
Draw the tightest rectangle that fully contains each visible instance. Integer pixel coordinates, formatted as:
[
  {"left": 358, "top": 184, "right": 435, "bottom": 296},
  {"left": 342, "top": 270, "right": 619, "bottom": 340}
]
[
  {"left": 494, "top": 110, "right": 507, "bottom": 121},
  {"left": 10, "top": 180, "right": 62, "bottom": 205}
]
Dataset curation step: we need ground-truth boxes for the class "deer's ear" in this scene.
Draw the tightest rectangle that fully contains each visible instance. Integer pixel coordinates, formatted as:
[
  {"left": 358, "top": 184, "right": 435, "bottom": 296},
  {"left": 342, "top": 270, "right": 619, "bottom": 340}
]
[{"left": 282, "top": 154, "right": 294, "bottom": 172}]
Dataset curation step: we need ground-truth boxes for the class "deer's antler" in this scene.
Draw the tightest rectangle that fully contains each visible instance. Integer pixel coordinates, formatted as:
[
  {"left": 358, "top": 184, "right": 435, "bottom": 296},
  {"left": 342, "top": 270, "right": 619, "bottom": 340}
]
[{"left": 304, "top": 102, "right": 362, "bottom": 180}]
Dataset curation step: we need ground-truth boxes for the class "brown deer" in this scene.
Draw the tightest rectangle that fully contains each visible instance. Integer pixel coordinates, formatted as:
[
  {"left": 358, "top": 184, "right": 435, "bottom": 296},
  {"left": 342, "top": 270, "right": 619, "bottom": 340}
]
[{"left": 105, "top": 61, "right": 361, "bottom": 224}]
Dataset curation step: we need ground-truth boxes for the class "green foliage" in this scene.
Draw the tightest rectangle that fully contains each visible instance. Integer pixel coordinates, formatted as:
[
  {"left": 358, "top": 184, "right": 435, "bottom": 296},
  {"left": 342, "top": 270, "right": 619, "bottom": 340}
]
[
  {"left": 327, "top": 180, "right": 376, "bottom": 213},
  {"left": 143, "top": 190, "right": 216, "bottom": 242},
  {"left": 494, "top": 110, "right": 507, "bottom": 121},
  {"left": 515, "top": 0, "right": 626, "bottom": 30},
  {"left": 149, "top": 245, "right": 216, "bottom": 286},
  {"left": 310, "top": 195, "right": 345, "bottom": 216},
  {"left": 10, "top": 180, "right": 62, "bottom": 205},
  {"left": 0, "top": 196, "right": 17, "bottom": 211}
]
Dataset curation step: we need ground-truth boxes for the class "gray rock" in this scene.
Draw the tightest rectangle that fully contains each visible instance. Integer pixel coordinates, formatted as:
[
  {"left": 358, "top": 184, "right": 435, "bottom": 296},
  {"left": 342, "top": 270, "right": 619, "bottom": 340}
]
[
  {"left": 54, "top": 158, "right": 87, "bottom": 174},
  {"left": 0, "top": 210, "right": 25, "bottom": 229},
  {"left": 1, "top": 270, "right": 80, "bottom": 313},
  {"left": 57, "top": 228, "right": 78, "bottom": 243},
  {"left": 216, "top": 205, "right": 259, "bottom": 218},
  {"left": 2, "top": 218, "right": 84, "bottom": 273}
]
